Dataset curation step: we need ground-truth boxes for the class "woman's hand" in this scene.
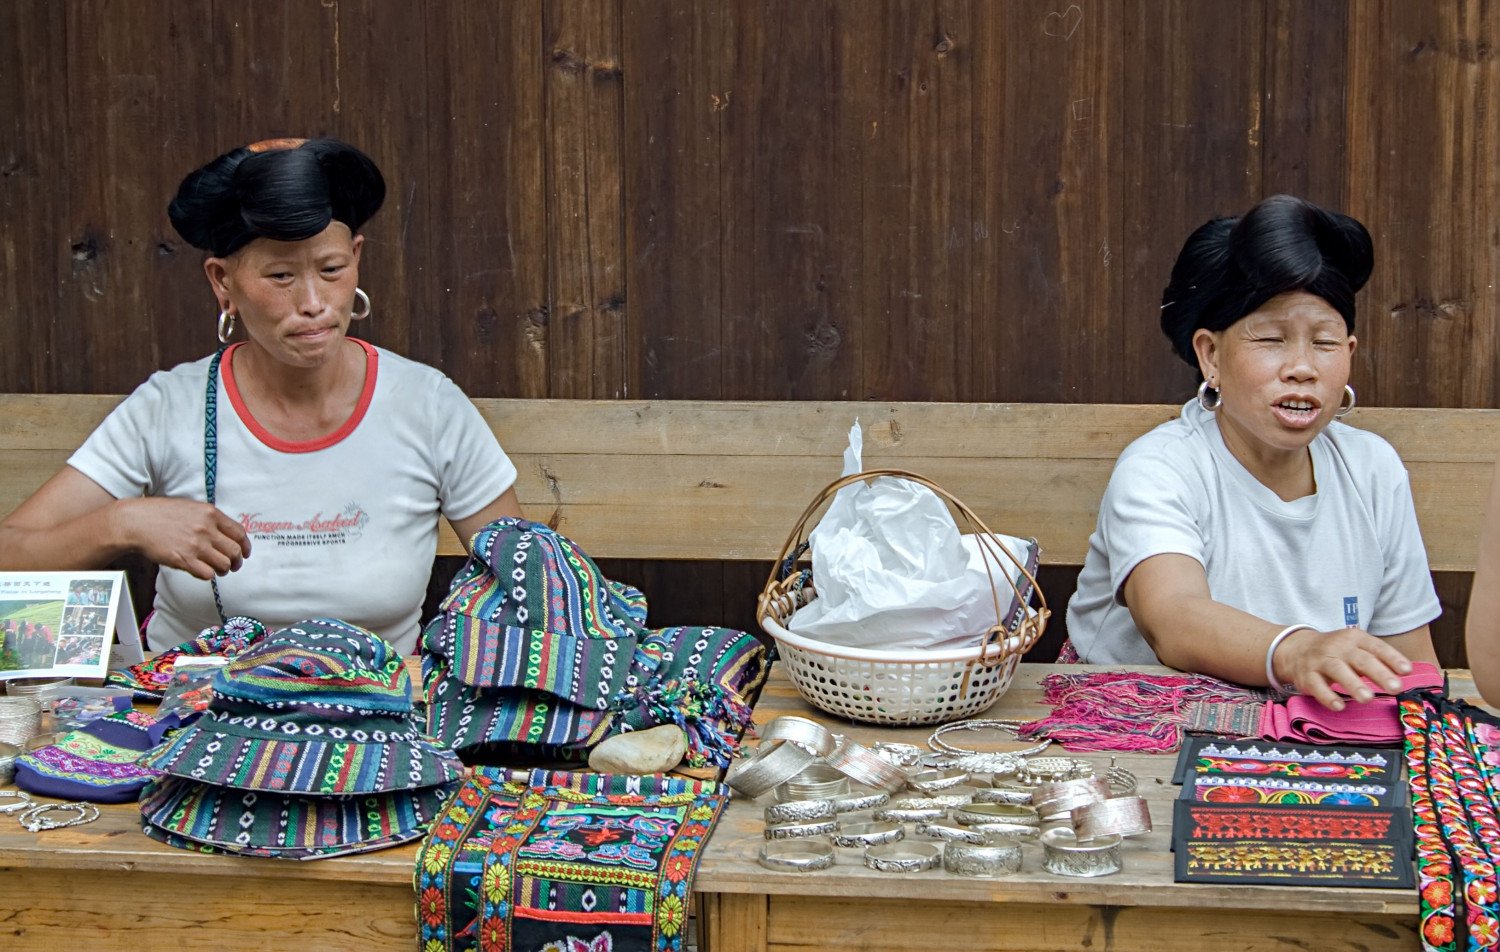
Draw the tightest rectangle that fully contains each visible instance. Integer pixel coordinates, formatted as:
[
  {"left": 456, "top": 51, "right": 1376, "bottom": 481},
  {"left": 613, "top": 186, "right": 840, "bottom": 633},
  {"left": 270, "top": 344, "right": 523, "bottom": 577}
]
[
  {"left": 1272, "top": 626, "right": 1413, "bottom": 710},
  {"left": 113, "top": 497, "right": 251, "bottom": 579}
]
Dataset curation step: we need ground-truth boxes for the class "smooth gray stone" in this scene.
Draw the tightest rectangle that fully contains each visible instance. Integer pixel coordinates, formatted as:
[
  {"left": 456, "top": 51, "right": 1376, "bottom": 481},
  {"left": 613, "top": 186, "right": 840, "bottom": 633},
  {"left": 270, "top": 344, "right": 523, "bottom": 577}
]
[{"left": 588, "top": 724, "right": 689, "bottom": 775}]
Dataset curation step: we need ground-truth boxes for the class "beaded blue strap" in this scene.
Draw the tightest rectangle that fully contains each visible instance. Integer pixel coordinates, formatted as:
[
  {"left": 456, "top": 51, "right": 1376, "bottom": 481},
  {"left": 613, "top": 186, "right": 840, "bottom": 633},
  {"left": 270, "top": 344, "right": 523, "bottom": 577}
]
[{"left": 204, "top": 347, "right": 228, "bottom": 624}]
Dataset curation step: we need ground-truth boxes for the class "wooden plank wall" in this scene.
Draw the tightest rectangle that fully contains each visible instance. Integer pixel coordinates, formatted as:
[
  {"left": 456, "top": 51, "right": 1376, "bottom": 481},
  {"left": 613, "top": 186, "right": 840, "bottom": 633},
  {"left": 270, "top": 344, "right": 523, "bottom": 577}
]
[{"left": 2, "top": 1, "right": 1497, "bottom": 662}]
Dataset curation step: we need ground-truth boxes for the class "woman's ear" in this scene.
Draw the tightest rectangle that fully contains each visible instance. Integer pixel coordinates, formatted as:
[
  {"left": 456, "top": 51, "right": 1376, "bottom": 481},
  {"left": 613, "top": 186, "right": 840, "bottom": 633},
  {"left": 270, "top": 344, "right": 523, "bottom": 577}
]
[
  {"left": 203, "top": 257, "right": 233, "bottom": 311},
  {"left": 1192, "top": 328, "right": 1220, "bottom": 386}
]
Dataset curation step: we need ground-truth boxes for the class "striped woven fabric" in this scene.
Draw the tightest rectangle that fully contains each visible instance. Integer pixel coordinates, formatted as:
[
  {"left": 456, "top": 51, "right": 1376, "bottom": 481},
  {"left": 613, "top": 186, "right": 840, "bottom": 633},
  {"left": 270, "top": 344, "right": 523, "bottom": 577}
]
[{"left": 140, "top": 775, "right": 456, "bottom": 860}]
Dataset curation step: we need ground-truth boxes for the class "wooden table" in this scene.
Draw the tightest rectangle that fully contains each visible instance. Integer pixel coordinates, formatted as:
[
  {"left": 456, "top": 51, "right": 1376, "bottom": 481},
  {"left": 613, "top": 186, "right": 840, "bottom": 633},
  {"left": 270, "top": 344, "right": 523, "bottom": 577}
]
[{"left": 0, "top": 665, "right": 1448, "bottom": 951}]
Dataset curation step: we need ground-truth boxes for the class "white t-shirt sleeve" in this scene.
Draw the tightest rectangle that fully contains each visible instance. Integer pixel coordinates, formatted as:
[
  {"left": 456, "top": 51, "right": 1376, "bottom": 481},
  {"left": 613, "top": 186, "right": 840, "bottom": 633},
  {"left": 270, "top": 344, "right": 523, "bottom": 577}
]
[
  {"left": 66, "top": 374, "right": 170, "bottom": 500},
  {"left": 1098, "top": 448, "right": 1207, "bottom": 605},
  {"left": 1367, "top": 446, "right": 1442, "bottom": 636},
  {"left": 428, "top": 375, "right": 518, "bottom": 521}
]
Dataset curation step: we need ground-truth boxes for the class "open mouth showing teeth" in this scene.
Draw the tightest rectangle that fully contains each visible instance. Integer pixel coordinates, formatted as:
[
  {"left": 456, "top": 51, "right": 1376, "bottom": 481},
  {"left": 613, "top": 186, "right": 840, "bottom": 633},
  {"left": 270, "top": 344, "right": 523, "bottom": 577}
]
[{"left": 1275, "top": 400, "right": 1319, "bottom": 421}]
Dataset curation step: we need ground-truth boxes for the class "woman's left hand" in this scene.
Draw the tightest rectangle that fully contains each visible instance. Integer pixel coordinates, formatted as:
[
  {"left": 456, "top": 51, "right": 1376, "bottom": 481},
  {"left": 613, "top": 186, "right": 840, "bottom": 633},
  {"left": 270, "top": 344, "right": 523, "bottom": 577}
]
[{"left": 1272, "top": 625, "right": 1413, "bottom": 710}]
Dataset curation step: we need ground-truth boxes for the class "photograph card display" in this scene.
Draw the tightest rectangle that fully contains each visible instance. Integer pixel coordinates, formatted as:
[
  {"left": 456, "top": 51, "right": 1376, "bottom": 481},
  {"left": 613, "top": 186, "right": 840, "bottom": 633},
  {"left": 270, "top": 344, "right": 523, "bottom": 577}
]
[{"left": 0, "top": 571, "right": 143, "bottom": 679}]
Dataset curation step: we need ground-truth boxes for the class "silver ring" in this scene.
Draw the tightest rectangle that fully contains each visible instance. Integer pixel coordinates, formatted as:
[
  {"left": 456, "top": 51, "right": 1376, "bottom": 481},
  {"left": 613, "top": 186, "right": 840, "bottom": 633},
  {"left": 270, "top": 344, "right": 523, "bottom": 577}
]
[
  {"left": 758, "top": 839, "right": 835, "bottom": 872},
  {"left": 915, "top": 820, "right": 987, "bottom": 845},
  {"left": 944, "top": 838, "right": 1023, "bottom": 877},
  {"left": 824, "top": 736, "right": 908, "bottom": 793},
  {"left": 1072, "top": 796, "right": 1152, "bottom": 840},
  {"left": 907, "top": 768, "right": 972, "bottom": 793},
  {"left": 829, "top": 820, "right": 905, "bottom": 848},
  {"left": 831, "top": 788, "right": 891, "bottom": 813},
  {"left": 1041, "top": 827, "right": 1123, "bottom": 878},
  {"left": 727, "top": 739, "right": 818, "bottom": 797},
  {"left": 953, "top": 803, "right": 1040, "bottom": 827},
  {"left": 764, "top": 818, "right": 838, "bottom": 840},
  {"left": 765, "top": 798, "right": 837, "bottom": 825},
  {"left": 864, "top": 841, "right": 942, "bottom": 873},
  {"left": 760, "top": 716, "right": 837, "bottom": 758}
]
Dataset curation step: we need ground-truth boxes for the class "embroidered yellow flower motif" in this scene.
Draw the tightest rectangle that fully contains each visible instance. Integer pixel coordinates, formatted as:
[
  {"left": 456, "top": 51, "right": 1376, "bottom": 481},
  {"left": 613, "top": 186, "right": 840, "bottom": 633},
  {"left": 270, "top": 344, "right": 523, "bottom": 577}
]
[
  {"left": 424, "top": 939, "right": 446, "bottom": 952},
  {"left": 689, "top": 804, "right": 716, "bottom": 822},
  {"left": 483, "top": 861, "right": 510, "bottom": 903},
  {"left": 658, "top": 895, "right": 685, "bottom": 936},
  {"left": 421, "top": 842, "right": 452, "bottom": 874}
]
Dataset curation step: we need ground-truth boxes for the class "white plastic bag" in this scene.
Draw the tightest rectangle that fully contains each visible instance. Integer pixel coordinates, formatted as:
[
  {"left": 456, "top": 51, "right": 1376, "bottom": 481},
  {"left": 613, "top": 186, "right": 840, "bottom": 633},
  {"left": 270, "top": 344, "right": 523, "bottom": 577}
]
[{"left": 786, "top": 421, "right": 1036, "bottom": 651}]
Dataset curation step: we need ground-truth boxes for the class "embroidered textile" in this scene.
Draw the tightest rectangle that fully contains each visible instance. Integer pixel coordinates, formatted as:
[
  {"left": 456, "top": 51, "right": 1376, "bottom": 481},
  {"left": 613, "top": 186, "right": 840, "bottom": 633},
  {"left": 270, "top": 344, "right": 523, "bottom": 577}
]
[
  {"left": 414, "top": 767, "right": 728, "bottom": 952},
  {"left": 1400, "top": 690, "right": 1500, "bottom": 952},
  {"left": 1172, "top": 738, "right": 1401, "bottom": 784},
  {"left": 1176, "top": 802, "right": 1401, "bottom": 842},
  {"left": 1016, "top": 672, "right": 1267, "bottom": 752},
  {"left": 15, "top": 709, "right": 187, "bottom": 803},
  {"left": 105, "top": 615, "right": 265, "bottom": 700},
  {"left": 1188, "top": 775, "right": 1396, "bottom": 807}
]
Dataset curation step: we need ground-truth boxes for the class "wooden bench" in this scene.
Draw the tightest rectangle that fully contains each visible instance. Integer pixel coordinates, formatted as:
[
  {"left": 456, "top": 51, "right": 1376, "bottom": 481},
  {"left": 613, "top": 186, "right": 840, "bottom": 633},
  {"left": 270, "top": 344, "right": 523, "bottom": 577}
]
[{"left": 0, "top": 395, "right": 1496, "bottom": 951}]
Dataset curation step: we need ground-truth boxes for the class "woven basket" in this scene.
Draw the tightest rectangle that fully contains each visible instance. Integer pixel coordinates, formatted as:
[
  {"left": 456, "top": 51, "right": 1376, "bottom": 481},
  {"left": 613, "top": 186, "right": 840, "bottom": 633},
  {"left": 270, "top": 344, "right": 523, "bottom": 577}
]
[{"left": 757, "top": 469, "right": 1049, "bottom": 726}]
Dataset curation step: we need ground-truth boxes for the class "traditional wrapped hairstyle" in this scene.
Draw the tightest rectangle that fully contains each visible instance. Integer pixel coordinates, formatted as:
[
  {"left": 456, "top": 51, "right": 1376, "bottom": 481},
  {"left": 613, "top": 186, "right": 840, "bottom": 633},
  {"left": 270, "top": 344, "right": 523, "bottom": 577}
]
[
  {"left": 1160, "top": 195, "right": 1373, "bottom": 369},
  {"left": 167, "top": 138, "right": 385, "bottom": 258}
]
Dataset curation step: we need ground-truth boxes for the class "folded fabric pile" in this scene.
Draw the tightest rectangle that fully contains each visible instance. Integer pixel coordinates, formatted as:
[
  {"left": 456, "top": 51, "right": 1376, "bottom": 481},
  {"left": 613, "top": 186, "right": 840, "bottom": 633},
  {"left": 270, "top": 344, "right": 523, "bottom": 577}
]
[
  {"left": 137, "top": 618, "right": 464, "bottom": 859},
  {"left": 1258, "top": 661, "right": 1443, "bottom": 744},
  {"left": 106, "top": 615, "right": 267, "bottom": 701},
  {"left": 15, "top": 708, "right": 190, "bottom": 803},
  {"left": 415, "top": 766, "right": 729, "bottom": 952},
  {"left": 423, "top": 519, "right": 768, "bottom": 769}
]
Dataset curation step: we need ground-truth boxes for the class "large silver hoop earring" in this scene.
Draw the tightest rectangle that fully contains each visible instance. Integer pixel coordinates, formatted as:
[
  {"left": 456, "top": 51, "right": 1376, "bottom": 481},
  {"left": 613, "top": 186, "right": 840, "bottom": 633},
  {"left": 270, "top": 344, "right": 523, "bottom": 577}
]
[
  {"left": 216, "top": 309, "right": 236, "bottom": 345},
  {"left": 1197, "top": 380, "right": 1222, "bottom": 412},
  {"left": 351, "top": 287, "right": 372, "bottom": 321},
  {"left": 1336, "top": 384, "right": 1356, "bottom": 418}
]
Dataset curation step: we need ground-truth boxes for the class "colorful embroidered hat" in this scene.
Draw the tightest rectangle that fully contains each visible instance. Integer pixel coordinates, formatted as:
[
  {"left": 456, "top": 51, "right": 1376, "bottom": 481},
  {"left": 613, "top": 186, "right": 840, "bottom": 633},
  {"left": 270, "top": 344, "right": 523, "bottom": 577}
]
[
  {"left": 16, "top": 709, "right": 190, "bottom": 804},
  {"left": 424, "top": 519, "right": 646, "bottom": 709},
  {"left": 106, "top": 615, "right": 266, "bottom": 701},
  {"left": 141, "top": 618, "right": 462, "bottom": 795},
  {"left": 140, "top": 775, "right": 455, "bottom": 860}
]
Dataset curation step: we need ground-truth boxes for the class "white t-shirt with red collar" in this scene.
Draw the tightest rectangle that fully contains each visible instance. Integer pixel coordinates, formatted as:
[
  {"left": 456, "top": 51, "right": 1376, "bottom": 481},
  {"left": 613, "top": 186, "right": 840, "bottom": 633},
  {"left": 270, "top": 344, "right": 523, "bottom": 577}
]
[{"left": 69, "top": 340, "right": 516, "bottom": 652}]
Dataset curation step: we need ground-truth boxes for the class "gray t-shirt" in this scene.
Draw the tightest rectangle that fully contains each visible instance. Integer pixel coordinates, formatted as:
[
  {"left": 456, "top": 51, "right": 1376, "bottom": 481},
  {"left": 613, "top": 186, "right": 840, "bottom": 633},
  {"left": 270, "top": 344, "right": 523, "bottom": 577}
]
[{"left": 1066, "top": 401, "right": 1441, "bottom": 665}]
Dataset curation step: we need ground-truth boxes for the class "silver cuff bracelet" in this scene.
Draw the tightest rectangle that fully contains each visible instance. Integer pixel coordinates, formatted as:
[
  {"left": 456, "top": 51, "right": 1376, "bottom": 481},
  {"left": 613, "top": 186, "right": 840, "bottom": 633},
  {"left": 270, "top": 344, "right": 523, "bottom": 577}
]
[
  {"left": 864, "top": 841, "right": 943, "bottom": 873},
  {"left": 915, "top": 819, "right": 987, "bottom": 845},
  {"left": 764, "top": 798, "right": 837, "bottom": 825},
  {"left": 1071, "top": 796, "right": 1152, "bottom": 840},
  {"left": 831, "top": 787, "right": 891, "bottom": 813},
  {"left": 873, "top": 805, "right": 946, "bottom": 823},
  {"left": 829, "top": 820, "right": 905, "bottom": 848},
  {"left": 758, "top": 839, "right": 835, "bottom": 872},
  {"left": 824, "top": 736, "right": 909, "bottom": 793},
  {"left": 760, "top": 715, "right": 837, "bottom": 758},
  {"left": 944, "top": 838, "right": 1023, "bottom": 877},
  {"left": 954, "top": 803, "right": 1040, "bottom": 827},
  {"left": 1041, "top": 827, "right": 1123, "bottom": 878},
  {"left": 972, "top": 781, "right": 1034, "bottom": 805},
  {"left": 777, "top": 764, "right": 852, "bottom": 802},
  {"left": 727, "top": 739, "right": 818, "bottom": 797},
  {"left": 907, "top": 768, "right": 972, "bottom": 793},
  {"left": 970, "top": 821, "right": 1042, "bottom": 842}
]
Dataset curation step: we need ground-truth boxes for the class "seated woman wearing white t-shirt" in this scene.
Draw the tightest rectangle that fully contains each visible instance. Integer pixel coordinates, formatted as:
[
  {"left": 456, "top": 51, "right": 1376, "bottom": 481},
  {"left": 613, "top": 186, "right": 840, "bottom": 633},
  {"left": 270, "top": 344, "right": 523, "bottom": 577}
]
[
  {"left": 1066, "top": 195, "right": 1440, "bottom": 711},
  {"left": 0, "top": 138, "right": 521, "bottom": 653}
]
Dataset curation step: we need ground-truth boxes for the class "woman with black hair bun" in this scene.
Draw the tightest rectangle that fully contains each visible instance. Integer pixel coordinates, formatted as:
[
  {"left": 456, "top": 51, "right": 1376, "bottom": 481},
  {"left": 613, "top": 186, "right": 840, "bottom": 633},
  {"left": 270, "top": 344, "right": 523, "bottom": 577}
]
[
  {"left": 0, "top": 138, "right": 522, "bottom": 653},
  {"left": 1066, "top": 195, "right": 1440, "bottom": 709}
]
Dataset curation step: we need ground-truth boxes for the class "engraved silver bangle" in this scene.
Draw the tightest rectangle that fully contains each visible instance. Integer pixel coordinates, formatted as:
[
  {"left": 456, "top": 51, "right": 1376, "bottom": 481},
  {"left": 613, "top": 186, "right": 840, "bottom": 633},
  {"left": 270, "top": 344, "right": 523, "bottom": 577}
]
[
  {"left": 953, "top": 803, "right": 1040, "bottom": 827},
  {"left": 829, "top": 820, "right": 905, "bottom": 848},
  {"left": 972, "top": 782, "right": 1035, "bottom": 806},
  {"left": 944, "top": 838, "right": 1023, "bottom": 877},
  {"left": 758, "top": 839, "right": 835, "bottom": 872},
  {"left": 970, "top": 821, "right": 1042, "bottom": 842},
  {"left": 891, "top": 787, "right": 979, "bottom": 810},
  {"left": 764, "top": 818, "right": 838, "bottom": 840},
  {"left": 915, "top": 819, "right": 987, "bottom": 845},
  {"left": 873, "top": 804, "right": 946, "bottom": 823},
  {"left": 824, "top": 736, "right": 909, "bottom": 793},
  {"left": 831, "top": 787, "right": 890, "bottom": 813},
  {"left": 871, "top": 741, "right": 924, "bottom": 768},
  {"left": 760, "top": 715, "right": 837, "bottom": 758},
  {"left": 907, "top": 768, "right": 972, "bottom": 794},
  {"left": 1040, "top": 827, "right": 1123, "bottom": 878},
  {"left": 765, "top": 798, "right": 837, "bottom": 825},
  {"left": 864, "top": 841, "right": 943, "bottom": 873},
  {"left": 727, "top": 739, "right": 818, "bottom": 797},
  {"left": 1018, "top": 756, "right": 1094, "bottom": 785},
  {"left": 1071, "top": 796, "right": 1152, "bottom": 840}
]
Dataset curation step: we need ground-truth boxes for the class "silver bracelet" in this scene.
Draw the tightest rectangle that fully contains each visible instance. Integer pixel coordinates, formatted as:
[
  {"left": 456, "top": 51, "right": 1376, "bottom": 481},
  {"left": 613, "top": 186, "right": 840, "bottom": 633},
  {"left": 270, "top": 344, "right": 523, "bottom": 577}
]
[
  {"left": 1033, "top": 776, "right": 1110, "bottom": 806},
  {"left": 1040, "top": 827, "right": 1123, "bottom": 878},
  {"left": 864, "top": 841, "right": 942, "bottom": 873},
  {"left": 829, "top": 820, "right": 905, "bottom": 848},
  {"left": 760, "top": 716, "right": 837, "bottom": 758},
  {"left": 953, "top": 802, "right": 1040, "bottom": 828},
  {"left": 726, "top": 739, "right": 818, "bottom": 797},
  {"left": 927, "top": 720, "right": 1051, "bottom": 773},
  {"left": 824, "top": 736, "right": 908, "bottom": 793},
  {"left": 873, "top": 804, "right": 946, "bottom": 824},
  {"left": 1018, "top": 756, "right": 1094, "bottom": 785},
  {"left": 907, "top": 768, "right": 972, "bottom": 794},
  {"left": 764, "top": 818, "right": 838, "bottom": 840},
  {"left": 764, "top": 798, "right": 837, "bottom": 825},
  {"left": 1035, "top": 789, "right": 1107, "bottom": 823},
  {"left": 1106, "top": 762, "right": 1138, "bottom": 797},
  {"left": 915, "top": 819, "right": 987, "bottom": 845},
  {"left": 19, "top": 801, "right": 100, "bottom": 832},
  {"left": 944, "top": 838, "right": 1023, "bottom": 877},
  {"left": 972, "top": 782, "right": 1034, "bottom": 806},
  {"left": 777, "top": 764, "right": 851, "bottom": 802},
  {"left": 1071, "top": 796, "right": 1152, "bottom": 840},
  {"left": 970, "top": 821, "right": 1042, "bottom": 842},
  {"left": 0, "top": 789, "right": 34, "bottom": 815},
  {"left": 758, "top": 839, "right": 835, "bottom": 872},
  {"left": 871, "top": 741, "right": 924, "bottom": 768},
  {"left": 831, "top": 788, "right": 891, "bottom": 813}
]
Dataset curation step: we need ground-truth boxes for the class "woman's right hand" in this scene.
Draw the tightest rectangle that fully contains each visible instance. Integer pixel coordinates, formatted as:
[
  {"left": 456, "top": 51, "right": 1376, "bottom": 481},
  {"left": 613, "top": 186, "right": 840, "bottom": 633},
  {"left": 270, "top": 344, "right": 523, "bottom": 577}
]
[
  {"left": 1272, "top": 626, "right": 1413, "bottom": 711},
  {"left": 113, "top": 497, "right": 251, "bottom": 579}
]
